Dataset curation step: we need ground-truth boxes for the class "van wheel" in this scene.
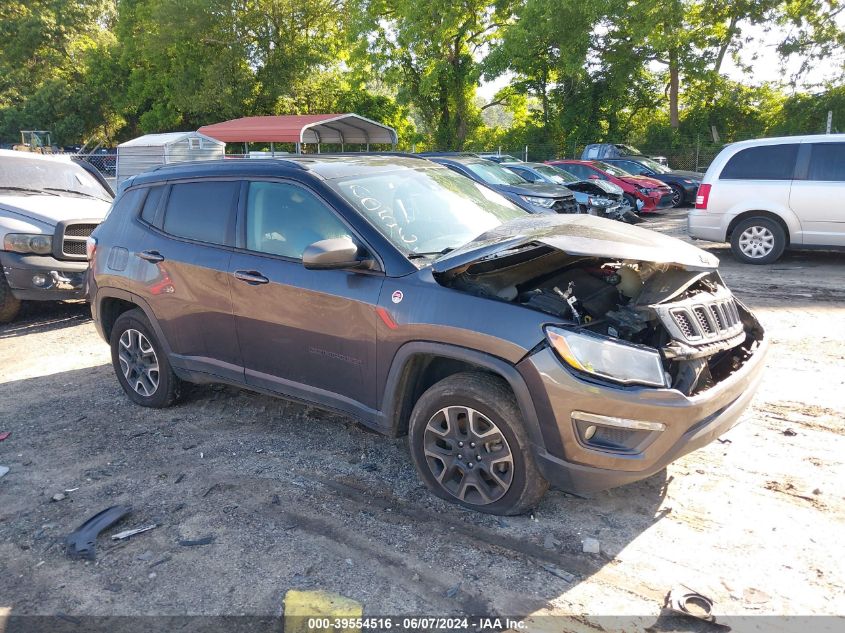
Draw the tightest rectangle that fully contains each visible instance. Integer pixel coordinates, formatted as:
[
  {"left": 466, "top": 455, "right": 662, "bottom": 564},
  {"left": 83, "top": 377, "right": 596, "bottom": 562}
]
[
  {"left": 408, "top": 372, "right": 548, "bottom": 515},
  {"left": 0, "top": 273, "right": 22, "bottom": 323},
  {"left": 110, "top": 308, "right": 181, "bottom": 407},
  {"left": 730, "top": 217, "right": 786, "bottom": 264}
]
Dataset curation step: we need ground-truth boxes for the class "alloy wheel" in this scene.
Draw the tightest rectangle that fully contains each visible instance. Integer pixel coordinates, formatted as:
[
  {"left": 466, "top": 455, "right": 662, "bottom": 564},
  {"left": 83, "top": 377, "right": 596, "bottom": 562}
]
[
  {"left": 422, "top": 406, "right": 514, "bottom": 505},
  {"left": 671, "top": 187, "right": 682, "bottom": 206},
  {"left": 738, "top": 225, "right": 775, "bottom": 259},
  {"left": 118, "top": 328, "right": 160, "bottom": 397}
]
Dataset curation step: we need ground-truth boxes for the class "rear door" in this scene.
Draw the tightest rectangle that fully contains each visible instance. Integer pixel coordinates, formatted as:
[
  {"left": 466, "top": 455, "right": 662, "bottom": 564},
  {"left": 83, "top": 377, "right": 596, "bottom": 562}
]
[
  {"left": 228, "top": 179, "right": 384, "bottom": 415},
  {"left": 132, "top": 179, "right": 242, "bottom": 382},
  {"left": 789, "top": 141, "right": 845, "bottom": 245}
]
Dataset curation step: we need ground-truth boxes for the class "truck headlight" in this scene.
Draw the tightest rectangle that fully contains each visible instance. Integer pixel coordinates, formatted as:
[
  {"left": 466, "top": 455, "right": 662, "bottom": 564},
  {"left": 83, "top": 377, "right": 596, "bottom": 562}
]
[
  {"left": 520, "top": 195, "right": 556, "bottom": 208},
  {"left": 545, "top": 326, "right": 669, "bottom": 388},
  {"left": 4, "top": 233, "right": 53, "bottom": 255}
]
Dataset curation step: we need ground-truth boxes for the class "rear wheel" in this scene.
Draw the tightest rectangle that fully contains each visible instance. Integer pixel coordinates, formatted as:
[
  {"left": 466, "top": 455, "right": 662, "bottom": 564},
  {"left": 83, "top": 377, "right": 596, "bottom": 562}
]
[
  {"left": 730, "top": 216, "right": 786, "bottom": 264},
  {"left": 0, "top": 273, "right": 22, "bottom": 323},
  {"left": 408, "top": 372, "right": 548, "bottom": 515},
  {"left": 110, "top": 308, "right": 181, "bottom": 407}
]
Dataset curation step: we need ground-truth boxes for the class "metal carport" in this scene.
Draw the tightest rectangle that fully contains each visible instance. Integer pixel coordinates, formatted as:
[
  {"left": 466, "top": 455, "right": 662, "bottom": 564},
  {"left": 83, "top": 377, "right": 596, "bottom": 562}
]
[{"left": 197, "top": 114, "right": 398, "bottom": 154}]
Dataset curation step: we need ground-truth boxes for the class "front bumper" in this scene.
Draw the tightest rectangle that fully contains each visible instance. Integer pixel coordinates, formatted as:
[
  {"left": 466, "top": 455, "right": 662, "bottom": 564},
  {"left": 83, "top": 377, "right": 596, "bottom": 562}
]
[
  {"left": 0, "top": 251, "right": 89, "bottom": 301},
  {"left": 517, "top": 333, "right": 769, "bottom": 495}
]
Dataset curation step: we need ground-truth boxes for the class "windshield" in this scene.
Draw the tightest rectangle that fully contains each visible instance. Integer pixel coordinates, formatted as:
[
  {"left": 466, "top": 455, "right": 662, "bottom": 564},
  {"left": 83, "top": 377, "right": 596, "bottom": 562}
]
[
  {"left": 0, "top": 155, "right": 112, "bottom": 201},
  {"left": 534, "top": 165, "right": 575, "bottom": 183},
  {"left": 464, "top": 161, "right": 527, "bottom": 186},
  {"left": 594, "top": 161, "right": 633, "bottom": 178},
  {"left": 634, "top": 156, "right": 671, "bottom": 173},
  {"left": 328, "top": 166, "right": 526, "bottom": 256}
]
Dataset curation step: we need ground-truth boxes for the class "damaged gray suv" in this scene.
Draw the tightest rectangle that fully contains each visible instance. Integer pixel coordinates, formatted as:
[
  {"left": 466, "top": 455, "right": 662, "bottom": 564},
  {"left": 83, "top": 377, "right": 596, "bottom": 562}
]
[{"left": 89, "top": 155, "right": 768, "bottom": 515}]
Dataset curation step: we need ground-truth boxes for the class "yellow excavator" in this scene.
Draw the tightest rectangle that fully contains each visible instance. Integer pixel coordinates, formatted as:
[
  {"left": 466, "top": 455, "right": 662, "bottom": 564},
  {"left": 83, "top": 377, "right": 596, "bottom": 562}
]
[{"left": 12, "top": 130, "right": 54, "bottom": 153}]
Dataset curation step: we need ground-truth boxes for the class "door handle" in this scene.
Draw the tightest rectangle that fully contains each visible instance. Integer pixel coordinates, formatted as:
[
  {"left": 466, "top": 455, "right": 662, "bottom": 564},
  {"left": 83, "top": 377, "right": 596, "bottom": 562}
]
[
  {"left": 138, "top": 250, "right": 164, "bottom": 263},
  {"left": 234, "top": 270, "right": 269, "bottom": 285}
]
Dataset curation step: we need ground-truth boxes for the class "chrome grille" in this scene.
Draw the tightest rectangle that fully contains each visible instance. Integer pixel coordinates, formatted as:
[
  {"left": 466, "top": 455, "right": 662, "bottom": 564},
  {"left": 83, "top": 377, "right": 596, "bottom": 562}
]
[
  {"left": 54, "top": 221, "right": 99, "bottom": 261},
  {"left": 64, "top": 224, "right": 97, "bottom": 237}
]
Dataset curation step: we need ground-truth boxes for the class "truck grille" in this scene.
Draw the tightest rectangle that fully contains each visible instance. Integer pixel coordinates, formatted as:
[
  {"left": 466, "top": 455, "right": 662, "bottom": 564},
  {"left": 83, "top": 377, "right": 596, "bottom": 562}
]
[
  {"left": 668, "top": 298, "right": 742, "bottom": 343},
  {"left": 54, "top": 221, "right": 99, "bottom": 261}
]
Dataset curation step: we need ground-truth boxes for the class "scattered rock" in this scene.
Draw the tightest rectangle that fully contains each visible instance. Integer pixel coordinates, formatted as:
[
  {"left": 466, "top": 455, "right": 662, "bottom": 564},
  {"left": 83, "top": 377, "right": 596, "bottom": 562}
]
[
  {"left": 148, "top": 572, "right": 157, "bottom": 579},
  {"left": 543, "top": 534, "right": 559, "bottom": 550},
  {"left": 445, "top": 582, "right": 461, "bottom": 598},
  {"left": 782, "top": 428, "right": 797, "bottom": 437},
  {"left": 582, "top": 537, "right": 601, "bottom": 554},
  {"left": 182, "top": 442, "right": 197, "bottom": 450},
  {"left": 51, "top": 493, "right": 66, "bottom": 502},
  {"left": 813, "top": 488, "right": 821, "bottom": 495},
  {"left": 137, "top": 550, "right": 153, "bottom": 561},
  {"left": 540, "top": 563, "right": 575, "bottom": 583},
  {"left": 361, "top": 463, "right": 380, "bottom": 472}
]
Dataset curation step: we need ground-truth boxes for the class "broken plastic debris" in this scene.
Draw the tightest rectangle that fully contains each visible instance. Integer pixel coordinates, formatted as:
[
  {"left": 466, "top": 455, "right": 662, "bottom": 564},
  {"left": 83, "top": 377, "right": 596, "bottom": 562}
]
[
  {"left": 65, "top": 505, "right": 132, "bottom": 560},
  {"left": 111, "top": 524, "right": 157, "bottom": 540},
  {"left": 664, "top": 585, "right": 715, "bottom": 623}
]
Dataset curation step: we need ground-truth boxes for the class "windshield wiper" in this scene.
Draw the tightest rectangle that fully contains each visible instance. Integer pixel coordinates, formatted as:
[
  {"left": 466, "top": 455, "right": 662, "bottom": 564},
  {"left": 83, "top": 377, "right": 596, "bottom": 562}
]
[
  {"left": 407, "top": 247, "right": 456, "bottom": 259},
  {"left": 42, "top": 187, "right": 111, "bottom": 202},
  {"left": 0, "top": 186, "right": 61, "bottom": 196}
]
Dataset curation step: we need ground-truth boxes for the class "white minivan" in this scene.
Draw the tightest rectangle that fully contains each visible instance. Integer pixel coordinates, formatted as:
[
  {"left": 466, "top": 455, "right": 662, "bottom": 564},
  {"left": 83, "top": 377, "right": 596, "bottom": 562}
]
[{"left": 688, "top": 134, "right": 845, "bottom": 264}]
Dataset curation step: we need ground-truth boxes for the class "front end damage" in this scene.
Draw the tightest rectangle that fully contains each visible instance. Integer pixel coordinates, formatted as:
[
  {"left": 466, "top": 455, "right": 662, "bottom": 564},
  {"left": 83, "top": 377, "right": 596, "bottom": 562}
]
[
  {"left": 441, "top": 249, "right": 763, "bottom": 397},
  {"left": 433, "top": 216, "right": 764, "bottom": 398}
]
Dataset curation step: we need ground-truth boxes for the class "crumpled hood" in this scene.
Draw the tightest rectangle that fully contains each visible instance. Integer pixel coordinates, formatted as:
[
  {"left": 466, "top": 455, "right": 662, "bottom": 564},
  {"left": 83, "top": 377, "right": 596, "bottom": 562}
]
[
  {"left": 498, "top": 181, "right": 574, "bottom": 198},
  {"left": 0, "top": 194, "right": 110, "bottom": 227},
  {"left": 433, "top": 214, "right": 719, "bottom": 274}
]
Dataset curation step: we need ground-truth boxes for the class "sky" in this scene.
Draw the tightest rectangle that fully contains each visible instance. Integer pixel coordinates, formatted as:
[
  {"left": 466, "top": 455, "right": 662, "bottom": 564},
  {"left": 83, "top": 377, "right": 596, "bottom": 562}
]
[{"left": 478, "top": 19, "right": 845, "bottom": 101}]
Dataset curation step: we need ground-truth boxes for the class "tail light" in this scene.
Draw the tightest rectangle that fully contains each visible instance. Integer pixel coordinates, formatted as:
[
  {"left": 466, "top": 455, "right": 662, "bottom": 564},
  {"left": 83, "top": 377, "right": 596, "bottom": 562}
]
[
  {"left": 695, "top": 184, "right": 711, "bottom": 210},
  {"left": 86, "top": 235, "right": 97, "bottom": 261}
]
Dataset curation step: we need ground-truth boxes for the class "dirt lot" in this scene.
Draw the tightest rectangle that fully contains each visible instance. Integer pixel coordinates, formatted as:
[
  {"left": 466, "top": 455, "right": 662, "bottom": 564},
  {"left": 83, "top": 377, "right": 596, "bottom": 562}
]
[{"left": 1, "top": 208, "right": 844, "bottom": 629}]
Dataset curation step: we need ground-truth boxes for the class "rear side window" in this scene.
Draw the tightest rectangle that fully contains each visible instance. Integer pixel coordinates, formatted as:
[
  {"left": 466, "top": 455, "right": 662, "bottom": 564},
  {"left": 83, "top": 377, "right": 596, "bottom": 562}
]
[
  {"left": 807, "top": 143, "right": 845, "bottom": 182},
  {"left": 563, "top": 163, "right": 588, "bottom": 179},
  {"left": 108, "top": 188, "right": 144, "bottom": 221},
  {"left": 162, "top": 181, "right": 238, "bottom": 245},
  {"left": 140, "top": 186, "right": 165, "bottom": 224},
  {"left": 720, "top": 144, "right": 798, "bottom": 180}
]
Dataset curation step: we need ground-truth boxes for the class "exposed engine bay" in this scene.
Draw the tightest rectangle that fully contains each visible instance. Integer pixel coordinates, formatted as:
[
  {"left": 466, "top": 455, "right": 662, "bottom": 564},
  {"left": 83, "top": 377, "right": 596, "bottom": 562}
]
[{"left": 438, "top": 245, "right": 764, "bottom": 396}]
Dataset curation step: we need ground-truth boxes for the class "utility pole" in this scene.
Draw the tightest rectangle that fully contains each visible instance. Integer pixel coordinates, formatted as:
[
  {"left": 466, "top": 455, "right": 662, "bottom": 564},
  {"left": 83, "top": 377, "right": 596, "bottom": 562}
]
[{"left": 826, "top": 110, "right": 833, "bottom": 134}]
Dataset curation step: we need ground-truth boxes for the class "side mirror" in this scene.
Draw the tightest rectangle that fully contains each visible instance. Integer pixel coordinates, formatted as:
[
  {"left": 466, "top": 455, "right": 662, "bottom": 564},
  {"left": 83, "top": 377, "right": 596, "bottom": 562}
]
[{"left": 302, "top": 237, "right": 376, "bottom": 271}]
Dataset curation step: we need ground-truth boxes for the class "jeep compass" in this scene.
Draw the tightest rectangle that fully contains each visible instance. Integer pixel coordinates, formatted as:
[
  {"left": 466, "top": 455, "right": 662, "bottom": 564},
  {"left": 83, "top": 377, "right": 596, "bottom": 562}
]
[{"left": 88, "top": 155, "right": 768, "bottom": 515}]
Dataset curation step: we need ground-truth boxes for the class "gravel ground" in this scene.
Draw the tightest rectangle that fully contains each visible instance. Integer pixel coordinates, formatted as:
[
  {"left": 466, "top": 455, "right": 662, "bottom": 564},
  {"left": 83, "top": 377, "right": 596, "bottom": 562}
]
[{"left": 1, "top": 208, "right": 844, "bottom": 629}]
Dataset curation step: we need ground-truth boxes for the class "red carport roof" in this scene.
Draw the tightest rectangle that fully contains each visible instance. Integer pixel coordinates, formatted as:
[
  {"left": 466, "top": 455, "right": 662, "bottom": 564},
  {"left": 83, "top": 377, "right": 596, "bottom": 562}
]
[{"left": 197, "top": 114, "right": 397, "bottom": 145}]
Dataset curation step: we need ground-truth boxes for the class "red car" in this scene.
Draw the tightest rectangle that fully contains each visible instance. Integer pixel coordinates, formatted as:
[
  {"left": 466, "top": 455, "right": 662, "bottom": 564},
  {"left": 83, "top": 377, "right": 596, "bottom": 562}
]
[{"left": 547, "top": 159, "right": 674, "bottom": 213}]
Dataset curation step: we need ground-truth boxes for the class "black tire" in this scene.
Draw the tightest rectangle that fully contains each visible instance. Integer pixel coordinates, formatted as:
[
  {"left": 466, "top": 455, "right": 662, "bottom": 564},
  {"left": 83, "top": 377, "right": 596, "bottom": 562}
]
[
  {"left": 730, "top": 216, "right": 786, "bottom": 265},
  {"left": 669, "top": 184, "right": 685, "bottom": 208},
  {"left": 110, "top": 308, "right": 181, "bottom": 407},
  {"left": 0, "top": 272, "right": 22, "bottom": 323},
  {"left": 408, "top": 371, "right": 549, "bottom": 515}
]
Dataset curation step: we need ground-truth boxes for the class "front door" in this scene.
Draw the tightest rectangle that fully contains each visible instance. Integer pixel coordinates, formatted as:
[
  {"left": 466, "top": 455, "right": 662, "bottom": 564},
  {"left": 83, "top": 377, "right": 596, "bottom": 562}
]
[
  {"left": 228, "top": 180, "right": 384, "bottom": 416},
  {"left": 790, "top": 141, "right": 845, "bottom": 245}
]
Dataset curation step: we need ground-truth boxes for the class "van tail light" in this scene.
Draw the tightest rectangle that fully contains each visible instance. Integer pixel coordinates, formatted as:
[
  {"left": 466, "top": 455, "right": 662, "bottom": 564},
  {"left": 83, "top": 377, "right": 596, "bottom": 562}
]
[
  {"left": 695, "top": 184, "right": 711, "bottom": 210},
  {"left": 86, "top": 235, "right": 97, "bottom": 261}
]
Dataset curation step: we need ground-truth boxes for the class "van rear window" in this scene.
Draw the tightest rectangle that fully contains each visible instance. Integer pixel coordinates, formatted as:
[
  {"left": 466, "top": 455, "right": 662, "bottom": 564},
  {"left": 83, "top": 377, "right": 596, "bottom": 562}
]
[{"left": 720, "top": 144, "right": 798, "bottom": 180}]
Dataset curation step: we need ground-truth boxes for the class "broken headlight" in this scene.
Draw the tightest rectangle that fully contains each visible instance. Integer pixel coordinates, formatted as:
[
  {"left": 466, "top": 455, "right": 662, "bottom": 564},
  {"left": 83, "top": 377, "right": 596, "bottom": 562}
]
[
  {"left": 4, "top": 233, "right": 53, "bottom": 255},
  {"left": 546, "top": 326, "right": 669, "bottom": 388},
  {"left": 520, "top": 195, "right": 556, "bottom": 208}
]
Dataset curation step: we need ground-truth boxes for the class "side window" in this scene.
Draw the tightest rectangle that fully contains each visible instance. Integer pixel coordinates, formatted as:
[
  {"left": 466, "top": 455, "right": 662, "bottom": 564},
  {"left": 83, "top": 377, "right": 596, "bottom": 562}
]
[
  {"left": 245, "top": 181, "right": 350, "bottom": 259},
  {"left": 512, "top": 168, "right": 536, "bottom": 182},
  {"left": 107, "top": 188, "right": 144, "bottom": 221},
  {"left": 621, "top": 161, "right": 647, "bottom": 175},
  {"left": 565, "top": 164, "right": 586, "bottom": 178},
  {"left": 807, "top": 143, "right": 845, "bottom": 182},
  {"left": 140, "top": 186, "right": 165, "bottom": 224},
  {"left": 720, "top": 144, "right": 798, "bottom": 180},
  {"left": 162, "top": 181, "right": 238, "bottom": 245}
]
